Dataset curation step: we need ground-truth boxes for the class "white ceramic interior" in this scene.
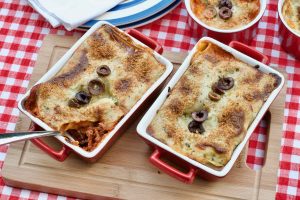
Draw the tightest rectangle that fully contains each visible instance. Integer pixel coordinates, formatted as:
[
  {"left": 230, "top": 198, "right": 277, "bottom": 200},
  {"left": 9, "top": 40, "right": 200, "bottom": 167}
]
[
  {"left": 18, "top": 21, "right": 173, "bottom": 159},
  {"left": 278, "top": 0, "right": 300, "bottom": 37},
  {"left": 184, "top": 0, "right": 267, "bottom": 33},
  {"left": 137, "top": 37, "right": 284, "bottom": 177}
]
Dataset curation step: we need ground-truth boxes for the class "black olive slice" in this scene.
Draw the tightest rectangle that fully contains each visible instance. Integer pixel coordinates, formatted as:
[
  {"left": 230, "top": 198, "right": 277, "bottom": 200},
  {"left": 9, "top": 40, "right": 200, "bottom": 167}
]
[
  {"left": 212, "top": 82, "right": 225, "bottom": 95},
  {"left": 217, "top": 77, "right": 234, "bottom": 90},
  {"left": 192, "top": 110, "right": 208, "bottom": 122},
  {"left": 204, "top": 5, "right": 217, "bottom": 19},
  {"left": 88, "top": 79, "right": 105, "bottom": 95},
  {"left": 219, "top": 7, "right": 232, "bottom": 20},
  {"left": 75, "top": 91, "right": 91, "bottom": 105},
  {"left": 209, "top": 91, "right": 221, "bottom": 101},
  {"left": 218, "top": 0, "right": 233, "bottom": 9},
  {"left": 68, "top": 98, "right": 81, "bottom": 108},
  {"left": 188, "top": 120, "right": 205, "bottom": 134},
  {"left": 97, "top": 65, "right": 111, "bottom": 76}
]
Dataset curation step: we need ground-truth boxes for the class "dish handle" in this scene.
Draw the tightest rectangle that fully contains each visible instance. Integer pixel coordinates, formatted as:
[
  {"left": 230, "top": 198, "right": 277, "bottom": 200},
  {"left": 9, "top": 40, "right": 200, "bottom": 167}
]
[
  {"left": 125, "top": 28, "right": 163, "bottom": 54},
  {"left": 229, "top": 41, "right": 269, "bottom": 65},
  {"left": 29, "top": 123, "right": 71, "bottom": 162},
  {"left": 149, "top": 148, "right": 197, "bottom": 184}
]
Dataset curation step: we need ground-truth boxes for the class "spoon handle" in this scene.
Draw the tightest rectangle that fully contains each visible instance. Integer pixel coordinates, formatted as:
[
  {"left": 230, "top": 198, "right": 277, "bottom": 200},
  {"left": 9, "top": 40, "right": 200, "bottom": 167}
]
[{"left": 0, "top": 131, "right": 59, "bottom": 145}]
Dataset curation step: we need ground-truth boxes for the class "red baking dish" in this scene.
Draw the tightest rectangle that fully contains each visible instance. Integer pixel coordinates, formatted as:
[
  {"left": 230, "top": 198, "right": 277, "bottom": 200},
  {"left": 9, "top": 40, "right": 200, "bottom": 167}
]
[
  {"left": 278, "top": 0, "right": 300, "bottom": 60},
  {"left": 137, "top": 37, "right": 284, "bottom": 183},
  {"left": 184, "top": 0, "right": 267, "bottom": 44},
  {"left": 18, "top": 21, "right": 173, "bottom": 162}
]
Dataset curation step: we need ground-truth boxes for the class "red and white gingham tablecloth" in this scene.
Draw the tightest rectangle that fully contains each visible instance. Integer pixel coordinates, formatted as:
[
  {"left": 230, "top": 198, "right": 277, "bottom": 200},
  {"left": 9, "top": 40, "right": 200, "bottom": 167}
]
[{"left": 0, "top": 0, "right": 299, "bottom": 199}]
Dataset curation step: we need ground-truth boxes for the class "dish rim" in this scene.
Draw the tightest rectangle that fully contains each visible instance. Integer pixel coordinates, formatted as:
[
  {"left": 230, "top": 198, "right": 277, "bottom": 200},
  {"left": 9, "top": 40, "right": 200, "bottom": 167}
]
[{"left": 184, "top": 0, "right": 267, "bottom": 33}]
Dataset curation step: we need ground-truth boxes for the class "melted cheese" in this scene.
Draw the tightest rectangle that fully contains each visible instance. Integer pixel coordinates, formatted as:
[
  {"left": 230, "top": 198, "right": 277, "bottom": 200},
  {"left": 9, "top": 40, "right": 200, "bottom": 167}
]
[
  {"left": 24, "top": 24, "right": 165, "bottom": 151},
  {"left": 282, "top": 0, "right": 300, "bottom": 35},
  {"left": 149, "top": 41, "right": 278, "bottom": 167},
  {"left": 191, "top": 0, "right": 260, "bottom": 30}
]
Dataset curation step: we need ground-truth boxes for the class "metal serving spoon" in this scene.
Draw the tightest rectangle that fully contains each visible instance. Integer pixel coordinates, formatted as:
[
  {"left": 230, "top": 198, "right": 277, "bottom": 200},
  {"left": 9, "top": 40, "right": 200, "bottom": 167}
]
[{"left": 0, "top": 131, "right": 60, "bottom": 145}]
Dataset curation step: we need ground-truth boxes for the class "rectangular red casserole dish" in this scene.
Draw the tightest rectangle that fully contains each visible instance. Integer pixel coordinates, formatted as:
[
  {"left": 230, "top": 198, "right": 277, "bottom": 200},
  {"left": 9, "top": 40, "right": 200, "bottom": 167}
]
[
  {"left": 137, "top": 37, "right": 284, "bottom": 183},
  {"left": 18, "top": 21, "right": 173, "bottom": 162}
]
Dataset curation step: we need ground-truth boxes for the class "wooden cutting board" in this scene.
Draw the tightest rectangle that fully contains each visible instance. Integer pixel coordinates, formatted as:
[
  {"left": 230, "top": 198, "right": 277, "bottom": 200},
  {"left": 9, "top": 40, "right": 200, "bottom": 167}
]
[{"left": 2, "top": 35, "right": 287, "bottom": 200}]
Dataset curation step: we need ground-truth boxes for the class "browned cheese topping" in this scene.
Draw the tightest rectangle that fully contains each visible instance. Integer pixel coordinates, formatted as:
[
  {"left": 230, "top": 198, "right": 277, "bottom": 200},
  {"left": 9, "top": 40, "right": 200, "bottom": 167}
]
[
  {"left": 191, "top": 0, "right": 260, "bottom": 30},
  {"left": 282, "top": 0, "right": 300, "bottom": 35},
  {"left": 148, "top": 41, "right": 280, "bottom": 167},
  {"left": 24, "top": 24, "right": 165, "bottom": 151}
]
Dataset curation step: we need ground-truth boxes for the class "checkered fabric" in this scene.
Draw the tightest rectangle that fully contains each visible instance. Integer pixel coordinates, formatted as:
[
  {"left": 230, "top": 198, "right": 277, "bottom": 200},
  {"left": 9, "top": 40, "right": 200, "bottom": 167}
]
[{"left": 0, "top": 0, "right": 299, "bottom": 199}]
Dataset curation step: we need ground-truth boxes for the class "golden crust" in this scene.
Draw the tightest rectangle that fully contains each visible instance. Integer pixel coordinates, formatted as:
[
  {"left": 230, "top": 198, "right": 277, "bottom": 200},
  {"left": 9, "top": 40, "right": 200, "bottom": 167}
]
[
  {"left": 149, "top": 41, "right": 279, "bottom": 167},
  {"left": 282, "top": 0, "right": 300, "bottom": 35},
  {"left": 24, "top": 24, "right": 165, "bottom": 151},
  {"left": 191, "top": 0, "right": 260, "bottom": 30}
]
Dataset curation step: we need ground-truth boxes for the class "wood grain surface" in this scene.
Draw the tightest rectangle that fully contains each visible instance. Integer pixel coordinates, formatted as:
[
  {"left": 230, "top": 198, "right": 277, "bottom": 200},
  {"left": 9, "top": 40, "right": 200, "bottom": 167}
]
[{"left": 2, "top": 35, "right": 287, "bottom": 200}]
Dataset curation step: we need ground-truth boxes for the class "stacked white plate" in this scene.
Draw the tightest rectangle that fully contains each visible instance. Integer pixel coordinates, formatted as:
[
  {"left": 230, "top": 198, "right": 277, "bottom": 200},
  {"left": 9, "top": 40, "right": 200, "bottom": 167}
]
[{"left": 78, "top": 0, "right": 181, "bottom": 30}]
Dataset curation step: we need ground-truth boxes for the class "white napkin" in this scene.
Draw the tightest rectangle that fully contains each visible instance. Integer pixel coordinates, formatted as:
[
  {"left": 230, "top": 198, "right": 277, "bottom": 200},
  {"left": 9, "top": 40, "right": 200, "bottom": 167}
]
[{"left": 28, "top": 0, "right": 123, "bottom": 31}]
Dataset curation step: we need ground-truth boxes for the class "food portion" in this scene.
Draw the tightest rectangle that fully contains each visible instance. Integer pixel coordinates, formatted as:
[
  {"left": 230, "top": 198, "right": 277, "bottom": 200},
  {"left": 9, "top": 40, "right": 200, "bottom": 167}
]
[
  {"left": 24, "top": 24, "right": 165, "bottom": 151},
  {"left": 149, "top": 41, "right": 280, "bottom": 167},
  {"left": 282, "top": 0, "right": 300, "bottom": 35},
  {"left": 190, "top": 0, "right": 260, "bottom": 30}
]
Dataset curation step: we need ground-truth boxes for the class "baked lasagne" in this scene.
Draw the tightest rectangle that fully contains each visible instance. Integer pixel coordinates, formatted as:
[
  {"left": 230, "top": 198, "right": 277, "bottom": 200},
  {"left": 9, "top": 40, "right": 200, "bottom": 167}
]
[
  {"left": 148, "top": 41, "right": 280, "bottom": 167},
  {"left": 282, "top": 0, "right": 300, "bottom": 35},
  {"left": 24, "top": 24, "right": 165, "bottom": 151},
  {"left": 190, "top": 0, "right": 260, "bottom": 30}
]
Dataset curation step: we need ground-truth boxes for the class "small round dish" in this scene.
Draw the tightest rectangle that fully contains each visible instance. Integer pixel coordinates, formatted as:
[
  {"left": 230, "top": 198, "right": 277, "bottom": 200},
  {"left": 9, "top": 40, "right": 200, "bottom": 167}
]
[
  {"left": 278, "top": 0, "right": 300, "bottom": 60},
  {"left": 184, "top": 0, "right": 267, "bottom": 44}
]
